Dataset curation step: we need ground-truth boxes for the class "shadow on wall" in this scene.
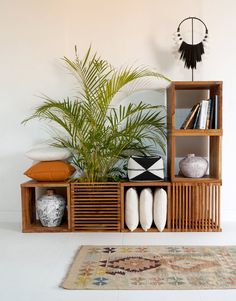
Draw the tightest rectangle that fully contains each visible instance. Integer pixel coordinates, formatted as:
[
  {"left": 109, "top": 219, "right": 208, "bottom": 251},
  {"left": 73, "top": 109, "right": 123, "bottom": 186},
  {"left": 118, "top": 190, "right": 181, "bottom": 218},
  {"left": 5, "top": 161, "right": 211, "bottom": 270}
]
[
  {"left": 0, "top": 153, "right": 30, "bottom": 212},
  {"left": 149, "top": 38, "right": 174, "bottom": 74}
]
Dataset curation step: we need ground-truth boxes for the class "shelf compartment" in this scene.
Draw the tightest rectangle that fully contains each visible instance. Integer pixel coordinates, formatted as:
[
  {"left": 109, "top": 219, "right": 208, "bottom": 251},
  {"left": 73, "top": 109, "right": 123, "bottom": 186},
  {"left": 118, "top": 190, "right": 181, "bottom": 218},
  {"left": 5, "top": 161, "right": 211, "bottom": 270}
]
[
  {"left": 120, "top": 182, "right": 171, "bottom": 232},
  {"left": 21, "top": 181, "right": 71, "bottom": 233},
  {"left": 71, "top": 182, "right": 121, "bottom": 232},
  {"left": 167, "top": 81, "right": 222, "bottom": 131},
  {"left": 170, "top": 135, "right": 221, "bottom": 182}
]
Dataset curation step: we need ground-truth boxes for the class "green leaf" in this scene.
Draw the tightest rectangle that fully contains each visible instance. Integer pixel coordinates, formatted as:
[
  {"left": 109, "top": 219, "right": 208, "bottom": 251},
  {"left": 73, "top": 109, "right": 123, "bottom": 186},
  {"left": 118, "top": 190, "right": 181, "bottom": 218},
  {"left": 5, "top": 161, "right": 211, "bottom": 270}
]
[{"left": 23, "top": 46, "right": 170, "bottom": 181}]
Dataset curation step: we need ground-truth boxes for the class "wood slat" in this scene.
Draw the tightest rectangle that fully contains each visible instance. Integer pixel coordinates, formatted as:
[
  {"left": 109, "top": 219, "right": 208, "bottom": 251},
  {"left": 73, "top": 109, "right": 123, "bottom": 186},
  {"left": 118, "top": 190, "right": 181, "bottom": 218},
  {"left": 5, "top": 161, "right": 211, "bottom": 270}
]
[
  {"left": 185, "top": 185, "right": 188, "bottom": 230},
  {"left": 172, "top": 184, "right": 175, "bottom": 230},
  {"left": 167, "top": 186, "right": 171, "bottom": 230},
  {"left": 218, "top": 185, "right": 221, "bottom": 230}
]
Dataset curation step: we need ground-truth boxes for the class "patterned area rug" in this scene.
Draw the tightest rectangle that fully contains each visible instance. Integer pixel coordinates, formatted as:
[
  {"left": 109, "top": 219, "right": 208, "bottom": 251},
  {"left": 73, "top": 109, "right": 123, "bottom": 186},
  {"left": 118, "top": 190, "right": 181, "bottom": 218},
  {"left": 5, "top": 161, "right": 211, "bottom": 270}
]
[{"left": 61, "top": 245, "right": 236, "bottom": 290}]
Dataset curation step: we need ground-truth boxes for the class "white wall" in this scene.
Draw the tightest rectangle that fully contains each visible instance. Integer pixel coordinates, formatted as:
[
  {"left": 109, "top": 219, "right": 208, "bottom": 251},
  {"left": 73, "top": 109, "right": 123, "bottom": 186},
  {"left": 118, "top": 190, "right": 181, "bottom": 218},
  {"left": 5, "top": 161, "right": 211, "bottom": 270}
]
[{"left": 0, "top": 0, "right": 235, "bottom": 221}]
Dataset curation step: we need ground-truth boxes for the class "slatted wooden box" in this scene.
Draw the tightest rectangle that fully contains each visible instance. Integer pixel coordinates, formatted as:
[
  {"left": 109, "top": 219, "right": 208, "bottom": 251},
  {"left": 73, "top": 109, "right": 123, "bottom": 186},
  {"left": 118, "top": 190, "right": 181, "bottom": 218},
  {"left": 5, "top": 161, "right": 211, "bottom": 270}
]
[
  {"left": 170, "top": 182, "right": 221, "bottom": 232},
  {"left": 70, "top": 182, "right": 121, "bottom": 232}
]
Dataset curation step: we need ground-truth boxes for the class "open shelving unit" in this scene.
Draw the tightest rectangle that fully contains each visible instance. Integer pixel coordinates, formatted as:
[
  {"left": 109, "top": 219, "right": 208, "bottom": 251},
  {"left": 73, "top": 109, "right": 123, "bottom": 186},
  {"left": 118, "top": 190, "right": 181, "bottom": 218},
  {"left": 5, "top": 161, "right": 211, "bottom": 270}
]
[
  {"left": 21, "top": 81, "right": 223, "bottom": 233},
  {"left": 166, "top": 81, "right": 222, "bottom": 231}
]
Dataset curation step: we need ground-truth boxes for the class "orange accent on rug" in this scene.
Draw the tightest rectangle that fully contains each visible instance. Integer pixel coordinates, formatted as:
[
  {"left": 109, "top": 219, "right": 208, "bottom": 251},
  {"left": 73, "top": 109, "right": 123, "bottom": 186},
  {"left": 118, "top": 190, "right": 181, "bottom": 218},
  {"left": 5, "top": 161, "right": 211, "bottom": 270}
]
[{"left": 61, "top": 246, "right": 236, "bottom": 290}]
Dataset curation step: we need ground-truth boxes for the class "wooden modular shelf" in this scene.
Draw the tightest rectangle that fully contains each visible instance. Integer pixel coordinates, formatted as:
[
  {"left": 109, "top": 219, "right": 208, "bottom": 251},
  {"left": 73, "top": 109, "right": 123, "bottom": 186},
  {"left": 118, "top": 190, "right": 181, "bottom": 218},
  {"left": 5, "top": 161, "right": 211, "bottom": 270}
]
[
  {"left": 21, "top": 179, "right": 222, "bottom": 233},
  {"left": 21, "top": 81, "right": 223, "bottom": 233}
]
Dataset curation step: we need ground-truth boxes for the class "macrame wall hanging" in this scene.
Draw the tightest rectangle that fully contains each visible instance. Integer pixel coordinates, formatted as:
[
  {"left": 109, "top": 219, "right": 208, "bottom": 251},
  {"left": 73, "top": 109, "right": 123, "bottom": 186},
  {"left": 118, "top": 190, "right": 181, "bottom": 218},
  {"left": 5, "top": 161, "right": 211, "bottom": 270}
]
[{"left": 175, "top": 17, "right": 209, "bottom": 81}]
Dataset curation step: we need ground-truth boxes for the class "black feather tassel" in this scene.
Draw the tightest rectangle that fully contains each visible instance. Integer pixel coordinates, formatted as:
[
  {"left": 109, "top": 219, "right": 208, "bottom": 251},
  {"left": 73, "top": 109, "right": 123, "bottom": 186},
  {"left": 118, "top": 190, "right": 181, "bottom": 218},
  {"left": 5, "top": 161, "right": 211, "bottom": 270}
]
[{"left": 178, "top": 41, "right": 205, "bottom": 69}]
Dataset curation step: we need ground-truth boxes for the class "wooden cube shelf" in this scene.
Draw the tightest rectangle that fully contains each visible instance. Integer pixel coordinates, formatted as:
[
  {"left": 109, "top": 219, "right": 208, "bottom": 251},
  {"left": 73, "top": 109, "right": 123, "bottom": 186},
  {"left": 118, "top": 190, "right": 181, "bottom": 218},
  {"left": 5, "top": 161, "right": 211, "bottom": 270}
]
[
  {"left": 170, "top": 182, "right": 221, "bottom": 232},
  {"left": 167, "top": 81, "right": 223, "bottom": 183},
  {"left": 121, "top": 182, "right": 171, "bottom": 232},
  {"left": 21, "top": 181, "right": 71, "bottom": 232},
  {"left": 172, "top": 135, "right": 222, "bottom": 182}
]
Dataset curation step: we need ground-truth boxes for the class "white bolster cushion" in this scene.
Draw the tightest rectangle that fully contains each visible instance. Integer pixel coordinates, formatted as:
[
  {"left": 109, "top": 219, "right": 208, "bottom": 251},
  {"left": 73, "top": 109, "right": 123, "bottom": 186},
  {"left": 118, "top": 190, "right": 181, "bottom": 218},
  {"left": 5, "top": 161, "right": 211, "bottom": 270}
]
[
  {"left": 139, "top": 188, "right": 153, "bottom": 231},
  {"left": 125, "top": 188, "right": 139, "bottom": 231},
  {"left": 154, "top": 188, "right": 167, "bottom": 232}
]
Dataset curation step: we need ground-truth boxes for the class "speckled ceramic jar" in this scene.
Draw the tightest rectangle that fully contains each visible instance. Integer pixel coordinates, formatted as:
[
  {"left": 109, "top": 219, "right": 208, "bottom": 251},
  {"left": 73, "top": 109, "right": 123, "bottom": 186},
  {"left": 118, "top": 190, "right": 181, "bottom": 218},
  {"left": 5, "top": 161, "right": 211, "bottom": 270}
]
[
  {"left": 179, "top": 154, "right": 208, "bottom": 178},
  {"left": 36, "top": 189, "right": 66, "bottom": 227}
]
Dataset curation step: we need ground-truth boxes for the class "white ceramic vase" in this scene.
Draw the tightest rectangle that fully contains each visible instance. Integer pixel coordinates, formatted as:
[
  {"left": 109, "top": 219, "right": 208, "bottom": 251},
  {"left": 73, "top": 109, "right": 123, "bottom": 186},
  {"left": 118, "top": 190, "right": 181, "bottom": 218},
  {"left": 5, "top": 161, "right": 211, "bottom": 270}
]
[
  {"left": 36, "top": 189, "right": 66, "bottom": 227},
  {"left": 179, "top": 154, "right": 208, "bottom": 178}
]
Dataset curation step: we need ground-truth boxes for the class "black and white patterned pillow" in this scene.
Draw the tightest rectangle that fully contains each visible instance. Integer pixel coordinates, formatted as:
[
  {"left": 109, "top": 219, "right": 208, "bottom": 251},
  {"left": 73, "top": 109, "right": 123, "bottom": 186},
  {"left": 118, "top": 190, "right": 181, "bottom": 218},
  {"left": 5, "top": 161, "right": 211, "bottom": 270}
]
[{"left": 128, "top": 156, "right": 164, "bottom": 181}]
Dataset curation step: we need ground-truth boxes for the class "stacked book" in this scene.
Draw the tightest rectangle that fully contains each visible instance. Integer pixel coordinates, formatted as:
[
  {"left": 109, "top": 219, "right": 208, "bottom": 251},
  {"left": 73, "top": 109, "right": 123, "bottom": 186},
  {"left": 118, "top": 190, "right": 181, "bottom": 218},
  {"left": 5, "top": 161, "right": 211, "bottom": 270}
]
[{"left": 180, "top": 95, "right": 218, "bottom": 130}]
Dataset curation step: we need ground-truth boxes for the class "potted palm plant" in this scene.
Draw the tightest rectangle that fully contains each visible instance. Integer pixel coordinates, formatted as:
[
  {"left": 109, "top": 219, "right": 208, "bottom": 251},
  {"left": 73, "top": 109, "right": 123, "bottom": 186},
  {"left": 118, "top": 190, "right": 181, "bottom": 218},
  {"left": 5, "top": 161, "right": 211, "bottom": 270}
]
[{"left": 23, "top": 46, "right": 169, "bottom": 231}]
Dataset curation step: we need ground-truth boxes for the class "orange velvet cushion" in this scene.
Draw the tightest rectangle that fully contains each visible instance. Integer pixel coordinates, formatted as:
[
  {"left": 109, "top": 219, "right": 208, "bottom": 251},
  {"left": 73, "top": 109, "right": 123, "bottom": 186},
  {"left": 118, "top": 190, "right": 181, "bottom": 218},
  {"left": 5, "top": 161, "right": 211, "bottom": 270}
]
[{"left": 24, "top": 161, "right": 75, "bottom": 181}]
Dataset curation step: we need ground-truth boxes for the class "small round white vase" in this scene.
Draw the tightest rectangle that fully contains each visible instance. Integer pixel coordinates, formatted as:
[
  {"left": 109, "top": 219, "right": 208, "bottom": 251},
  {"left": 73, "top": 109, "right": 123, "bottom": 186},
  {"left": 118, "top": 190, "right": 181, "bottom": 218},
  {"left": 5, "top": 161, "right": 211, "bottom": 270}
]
[{"left": 179, "top": 154, "right": 208, "bottom": 178}]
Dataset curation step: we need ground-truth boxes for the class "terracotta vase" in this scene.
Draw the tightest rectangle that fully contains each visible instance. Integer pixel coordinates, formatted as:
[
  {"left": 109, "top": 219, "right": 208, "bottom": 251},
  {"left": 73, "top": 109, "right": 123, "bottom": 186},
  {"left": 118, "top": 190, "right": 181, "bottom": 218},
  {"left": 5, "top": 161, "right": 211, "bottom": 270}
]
[{"left": 179, "top": 154, "right": 208, "bottom": 178}]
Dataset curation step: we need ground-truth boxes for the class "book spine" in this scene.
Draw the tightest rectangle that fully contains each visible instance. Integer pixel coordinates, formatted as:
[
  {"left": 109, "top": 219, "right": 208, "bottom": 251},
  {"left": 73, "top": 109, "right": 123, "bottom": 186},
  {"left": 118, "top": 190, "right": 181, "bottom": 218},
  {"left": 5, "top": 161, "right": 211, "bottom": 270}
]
[
  {"left": 180, "top": 104, "right": 197, "bottom": 129},
  {"left": 209, "top": 98, "right": 215, "bottom": 129},
  {"left": 193, "top": 106, "right": 201, "bottom": 129},
  {"left": 198, "top": 100, "right": 209, "bottom": 129},
  {"left": 214, "top": 95, "right": 218, "bottom": 129},
  {"left": 186, "top": 103, "right": 200, "bottom": 129},
  {"left": 205, "top": 99, "right": 212, "bottom": 129}
]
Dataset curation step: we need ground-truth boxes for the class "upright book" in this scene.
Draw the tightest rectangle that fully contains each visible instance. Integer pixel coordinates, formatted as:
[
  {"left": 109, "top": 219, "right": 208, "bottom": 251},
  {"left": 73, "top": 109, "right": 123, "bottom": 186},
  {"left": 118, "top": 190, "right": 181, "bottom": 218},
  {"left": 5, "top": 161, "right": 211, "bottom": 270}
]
[
  {"left": 205, "top": 98, "right": 212, "bottom": 129},
  {"left": 198, "top": 100, "right": 209, "bottom": 129},
  {"left": 193, "top": 105, "right": 201, "bottom": 128},
  {"left": 180, "top": 103, "right": 200, "bottom": 129},
  {"left": 214, "top": 95, "right": 218, "bottom": 129},
  {"left": 209, "top": 95, "right": 218, "bottom": 129}
]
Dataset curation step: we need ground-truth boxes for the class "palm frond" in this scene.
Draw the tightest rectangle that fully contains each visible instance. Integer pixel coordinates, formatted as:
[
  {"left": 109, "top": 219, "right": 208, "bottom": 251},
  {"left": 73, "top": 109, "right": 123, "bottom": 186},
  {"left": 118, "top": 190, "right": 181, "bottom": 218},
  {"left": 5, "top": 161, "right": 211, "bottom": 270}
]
[{"left": 23, "top": 46, "right": 170, "bottom": 181}]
